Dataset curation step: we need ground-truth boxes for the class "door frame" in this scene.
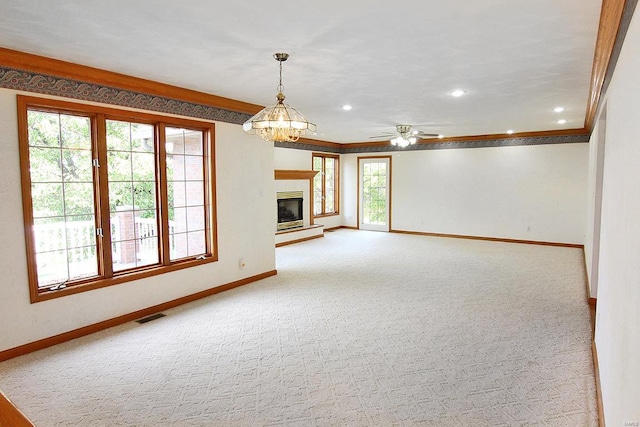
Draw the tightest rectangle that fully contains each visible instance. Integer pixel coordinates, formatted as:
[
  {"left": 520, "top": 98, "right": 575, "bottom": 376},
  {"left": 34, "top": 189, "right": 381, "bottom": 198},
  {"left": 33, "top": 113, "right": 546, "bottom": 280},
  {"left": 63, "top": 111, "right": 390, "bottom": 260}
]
[{"left": 357, "top": 155, "right": 392, "bottom": 231}]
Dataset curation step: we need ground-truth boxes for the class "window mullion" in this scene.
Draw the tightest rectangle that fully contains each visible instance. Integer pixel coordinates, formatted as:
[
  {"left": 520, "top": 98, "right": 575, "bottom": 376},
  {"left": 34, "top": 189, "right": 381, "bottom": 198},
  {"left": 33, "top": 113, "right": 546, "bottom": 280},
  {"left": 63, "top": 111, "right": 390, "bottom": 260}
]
[
  {"left": 322, "top": 157, "right": 327, "bottom": 215},
  {"left": 204, "top": 128, "right": 216, "bottom": 256},
  {"left": 157, "top": 123, "right": 171, "bottom": 266},
  {"left": 95, "top": 114, "right": 114, "bottom": 278}
]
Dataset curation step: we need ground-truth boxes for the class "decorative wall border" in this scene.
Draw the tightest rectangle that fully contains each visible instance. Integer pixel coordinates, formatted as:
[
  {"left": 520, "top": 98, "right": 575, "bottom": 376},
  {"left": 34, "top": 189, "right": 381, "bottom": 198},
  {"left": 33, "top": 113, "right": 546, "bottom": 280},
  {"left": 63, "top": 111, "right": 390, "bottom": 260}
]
[
  {"left": 277, "top": 132, "right": 590, "bottom": 154},
  {"left": 0, "top": 66, "right": 252, "bottom": 125}
]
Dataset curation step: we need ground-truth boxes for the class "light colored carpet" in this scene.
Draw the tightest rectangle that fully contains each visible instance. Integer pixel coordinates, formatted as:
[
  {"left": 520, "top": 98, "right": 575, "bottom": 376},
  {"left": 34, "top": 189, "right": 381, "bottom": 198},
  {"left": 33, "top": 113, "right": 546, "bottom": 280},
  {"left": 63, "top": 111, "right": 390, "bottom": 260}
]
[{"left": 0, "top": 230, "right": 597, "bottom": 426}]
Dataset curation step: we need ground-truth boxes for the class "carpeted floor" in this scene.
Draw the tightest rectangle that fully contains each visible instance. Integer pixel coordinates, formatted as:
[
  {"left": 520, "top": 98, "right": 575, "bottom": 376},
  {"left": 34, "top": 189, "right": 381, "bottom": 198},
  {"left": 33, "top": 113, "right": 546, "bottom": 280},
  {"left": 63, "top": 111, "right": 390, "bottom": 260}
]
[{"left": 0, "top": 230, "right": 597, "bottom": 426}]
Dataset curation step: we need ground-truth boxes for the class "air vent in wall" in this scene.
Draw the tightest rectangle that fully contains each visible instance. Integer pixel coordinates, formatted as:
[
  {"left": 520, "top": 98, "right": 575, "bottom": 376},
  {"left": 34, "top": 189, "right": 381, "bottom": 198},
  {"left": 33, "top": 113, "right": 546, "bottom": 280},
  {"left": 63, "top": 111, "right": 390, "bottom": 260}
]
[{"left": 135, "top": 313, "right": 166, "bottom": 324}]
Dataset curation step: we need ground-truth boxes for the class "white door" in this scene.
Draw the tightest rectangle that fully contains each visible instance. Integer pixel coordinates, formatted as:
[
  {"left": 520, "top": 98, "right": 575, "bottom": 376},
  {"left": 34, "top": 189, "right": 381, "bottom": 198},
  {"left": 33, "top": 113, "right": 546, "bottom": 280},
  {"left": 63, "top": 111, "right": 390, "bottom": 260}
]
[{"left": 359, "top": 157, "right": 390, "bottom": 231}]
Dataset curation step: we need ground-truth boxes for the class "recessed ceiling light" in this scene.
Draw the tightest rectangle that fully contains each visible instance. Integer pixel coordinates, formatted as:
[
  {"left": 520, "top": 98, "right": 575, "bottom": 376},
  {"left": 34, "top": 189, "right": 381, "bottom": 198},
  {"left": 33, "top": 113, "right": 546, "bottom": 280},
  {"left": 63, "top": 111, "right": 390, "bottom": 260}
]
[
  {"left": 506, "top": 130, "right": 515, "bottom": 135},
  {"left": 557, "top": 119, "right": 567, "bottom": 124},
  {"left": 553, "top": 107, "right": 565, "bottom": 113},
  {"left": 449, "top": 89, "right": 466, "bottom": 97},
  {"left": 438, "top": 134, "right": 444, "bottom": 139},
  {"left": 342, "top": 105, "right": 352, "bottom": 111}
]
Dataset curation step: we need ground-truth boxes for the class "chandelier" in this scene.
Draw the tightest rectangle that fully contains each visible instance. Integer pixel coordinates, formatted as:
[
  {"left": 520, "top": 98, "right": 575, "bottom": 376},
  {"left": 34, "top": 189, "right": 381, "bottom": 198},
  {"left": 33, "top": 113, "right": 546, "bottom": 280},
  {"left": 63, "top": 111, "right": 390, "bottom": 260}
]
[{"left": 243, "top": 53, "right": 316, "bottom": 143}]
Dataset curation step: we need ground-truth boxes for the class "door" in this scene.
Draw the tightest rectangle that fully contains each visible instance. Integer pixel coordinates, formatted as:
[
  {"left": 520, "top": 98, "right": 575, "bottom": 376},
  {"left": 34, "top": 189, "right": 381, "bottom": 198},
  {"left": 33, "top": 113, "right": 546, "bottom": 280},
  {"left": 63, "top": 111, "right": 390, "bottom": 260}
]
[{"left": 359, "top": 157, "right": 391, "bottom": 231}]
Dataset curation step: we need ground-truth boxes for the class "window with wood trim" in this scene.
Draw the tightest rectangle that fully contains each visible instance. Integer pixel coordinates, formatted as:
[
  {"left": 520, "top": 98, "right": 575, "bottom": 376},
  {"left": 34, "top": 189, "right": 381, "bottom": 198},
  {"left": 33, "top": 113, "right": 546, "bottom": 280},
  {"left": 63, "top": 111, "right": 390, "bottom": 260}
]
[
  {"left": 18, "top": 96, "right": 217, "bottom": 302},
  {"left": 312, "top": 153, "right": 339, "bottom": 217}
]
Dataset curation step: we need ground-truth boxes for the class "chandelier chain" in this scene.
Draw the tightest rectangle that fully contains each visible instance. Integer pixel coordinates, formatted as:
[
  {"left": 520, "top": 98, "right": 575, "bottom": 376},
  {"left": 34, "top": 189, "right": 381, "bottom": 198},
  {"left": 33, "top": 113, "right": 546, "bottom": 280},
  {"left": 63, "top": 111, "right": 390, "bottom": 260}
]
[{"left": 277, "top": 59, "right": 284, "bottom": 93}]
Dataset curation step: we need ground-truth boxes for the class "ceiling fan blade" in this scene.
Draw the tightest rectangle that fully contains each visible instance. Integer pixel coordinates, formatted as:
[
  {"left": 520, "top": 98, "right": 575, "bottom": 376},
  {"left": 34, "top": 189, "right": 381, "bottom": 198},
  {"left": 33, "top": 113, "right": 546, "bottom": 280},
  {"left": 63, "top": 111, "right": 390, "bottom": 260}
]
[{"left": 369, "top": 134, "right": 394, "bottom": 139}]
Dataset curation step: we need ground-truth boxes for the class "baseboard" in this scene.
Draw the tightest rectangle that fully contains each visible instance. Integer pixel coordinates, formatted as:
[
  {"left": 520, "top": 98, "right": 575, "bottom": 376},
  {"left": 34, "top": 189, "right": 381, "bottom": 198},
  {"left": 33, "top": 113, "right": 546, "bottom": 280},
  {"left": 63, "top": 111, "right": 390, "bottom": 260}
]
[
  {"left": 390, "top": 229, "right": 584, "bottom": 248},
  {"left": 275, "top": 234, "right": 323, "bottom": 247},
  {"left": 592, "top": 341, "right": 605, "bottom": 427},
  {"left": 0, "top": 389, "right": 34, "bottom": 427},
  {"left": 339, "top": 225, "right": 358, "bottom": 230},
  {"left": 0, "top": 270, "right": 277, "bottom": 363}
]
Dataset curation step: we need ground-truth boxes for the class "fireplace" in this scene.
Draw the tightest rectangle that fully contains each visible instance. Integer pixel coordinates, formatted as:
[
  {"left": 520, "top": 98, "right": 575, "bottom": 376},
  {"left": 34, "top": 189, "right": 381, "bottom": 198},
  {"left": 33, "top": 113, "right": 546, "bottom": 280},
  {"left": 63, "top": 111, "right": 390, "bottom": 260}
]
[{"left": 277, "top": 191, "right": 304, "bottom": 231}]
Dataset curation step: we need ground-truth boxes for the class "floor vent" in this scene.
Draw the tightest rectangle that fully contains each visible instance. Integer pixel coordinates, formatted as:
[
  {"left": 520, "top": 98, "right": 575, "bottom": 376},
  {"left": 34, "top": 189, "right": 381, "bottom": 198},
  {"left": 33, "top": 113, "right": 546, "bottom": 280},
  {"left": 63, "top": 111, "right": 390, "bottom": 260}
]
[{"left": 135, "top": 313, "right": 166, "bottom": 324}]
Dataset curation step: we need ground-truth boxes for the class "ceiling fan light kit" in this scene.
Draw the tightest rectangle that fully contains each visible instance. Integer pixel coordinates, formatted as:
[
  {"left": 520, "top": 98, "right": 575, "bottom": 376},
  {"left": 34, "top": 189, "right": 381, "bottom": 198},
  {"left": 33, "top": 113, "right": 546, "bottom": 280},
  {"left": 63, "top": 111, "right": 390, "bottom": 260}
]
[
  {"left": 243, "top": 53, "right": 316, "bottom": 143},
  {"left": 372, "top": 124, "right": 438, "bottom": 148}
]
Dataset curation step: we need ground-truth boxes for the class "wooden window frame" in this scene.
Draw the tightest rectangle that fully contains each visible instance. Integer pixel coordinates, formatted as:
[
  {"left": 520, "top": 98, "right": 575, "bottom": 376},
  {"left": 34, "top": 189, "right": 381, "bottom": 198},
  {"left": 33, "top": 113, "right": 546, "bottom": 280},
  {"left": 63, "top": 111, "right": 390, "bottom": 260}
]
[
  {"left": 312, "top": 152, "right": 340, "bottom": 218},
  {"left": 17, "top": 95, "right": 218, "bottom": 303}
]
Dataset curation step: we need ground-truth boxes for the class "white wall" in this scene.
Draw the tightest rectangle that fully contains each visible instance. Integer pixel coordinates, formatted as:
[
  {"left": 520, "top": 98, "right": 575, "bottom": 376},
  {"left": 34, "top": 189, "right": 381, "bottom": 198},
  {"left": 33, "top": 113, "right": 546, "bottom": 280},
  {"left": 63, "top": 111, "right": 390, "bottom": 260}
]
[
  {"left": 584, "top": 115, "right": 606, "bottom": 298},
  {"left": 274, "top": 147, "right": 342, "bottom": 229},
  {"left": 591, "top": 7, "right": 640, "bottom": 425},
  {"left": 342, "top": 144, "right": 588, "bottom": 244},
  {"left": 0, "top": 89, "right": 275, "bottom": 352}
]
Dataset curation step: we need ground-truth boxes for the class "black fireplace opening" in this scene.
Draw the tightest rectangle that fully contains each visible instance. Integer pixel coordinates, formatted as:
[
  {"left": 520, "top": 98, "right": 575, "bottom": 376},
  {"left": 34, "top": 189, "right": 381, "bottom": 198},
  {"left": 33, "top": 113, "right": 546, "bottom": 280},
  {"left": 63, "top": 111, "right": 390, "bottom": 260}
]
[{"left": 277, "top": 198, "right": 303, "bottom": 224}]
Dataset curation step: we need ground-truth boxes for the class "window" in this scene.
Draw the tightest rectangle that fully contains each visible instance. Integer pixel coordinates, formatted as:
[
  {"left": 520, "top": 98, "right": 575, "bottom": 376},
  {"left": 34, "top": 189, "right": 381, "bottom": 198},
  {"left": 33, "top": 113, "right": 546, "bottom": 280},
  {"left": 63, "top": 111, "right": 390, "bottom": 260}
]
[
  {"left": 18, "top": 96, "right": 217, "bottom": 302},
  {"left": 312, "top": 153, "right": 339, "bottom": 217}
]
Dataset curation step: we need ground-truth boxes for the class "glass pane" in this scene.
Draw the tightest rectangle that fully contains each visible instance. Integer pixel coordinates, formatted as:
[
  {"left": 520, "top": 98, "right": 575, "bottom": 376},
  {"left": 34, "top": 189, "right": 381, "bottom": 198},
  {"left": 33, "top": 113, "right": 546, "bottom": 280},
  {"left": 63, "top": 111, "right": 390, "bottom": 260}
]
[
  {"left": 28, "top": 111, "right": 61, "bottom": 148},
  {"left": 67, "top": 246, "right": 98, "bottom": 280},
  {"left": 170, "top": 155, "right": 186, "bottom": 181},
  {"left": 134, "top": 211, "right": 158, "bottom": 240},
  {"left": 132, "top": 152, "right": 155, "bottom": 181},
  {"left": 132, "top": 182, "right": 156, "bottom": 212},
  {"left": 35, "top": 250, "right": 68, "bottom": 288},
  {"left": 184, "top": 130, "right": 203, "bottom": 155},
  {"left": 111, "top": 210, "right": 135, "bottom": 243},
  {"left": 131, "top": 123, "right": 154, "bottom": 152},
  {"left": 187, "top": 231, "right": 206, "bottom": 257},
  {"left": 60, "top": 114, "right": 91, "bottom": 149},
  {"left": 171, "top": 207, "right": 187, "bottom": 233},
  {"left": 165, "top": 127, "right": 207, "bottom": 262},
  {"left": 170, "top": 233, "right": 188, "bottom": 260},
  {"left": 64, "top": 183, "right": 95, "bottom": 216},
  {"left": 137, "top": 237, "right": 159, "bottom": 267},
  {"left": 109, "top": 182, "right": 134, "bottom": 211},
  {"left": 29, "top": 147, "right": 62, "bottom": 182},
  {"left": 61, "top": 149, "right": 93, "bottom": 182},
  {"left": 186, "top": 206, "right": 205, "bottom": 231},
  {"left": 184, "top": 155, "right": 203, "bottom": 181},
  {"left": 313, "top": 167, "right": 323, "bottom": 216},
  {"left": 313, "top": 156, "right": 322, "bottom": 171},
  {"left": 31, "top": 183, "right": 64, "bottom": 218},
  {"left": 170, "top": 181, "right": 186, "bottom": 207},
  {"left": 106, "top": 120, "right": 131, "bottom": 151},
  {"left": 65, "top": 215, "right": 95, "bottom": 249},
  {"left": 108, "top": 151, "right": 133, "bottom": 182},
  {"left": 112, "top": 239, "right": 137, "bottom": 272},
  {"left": 185, "top": 181, "right": 204, "bottom": 207},
  {"left": 34, "top": 218, "right": 67, "bottom": 252},
  {"left": 325, "top": 193, "right": 334, "bottom": 214},
  {"left": 28, "top": 109, "right": 99, "bottom": 289}
]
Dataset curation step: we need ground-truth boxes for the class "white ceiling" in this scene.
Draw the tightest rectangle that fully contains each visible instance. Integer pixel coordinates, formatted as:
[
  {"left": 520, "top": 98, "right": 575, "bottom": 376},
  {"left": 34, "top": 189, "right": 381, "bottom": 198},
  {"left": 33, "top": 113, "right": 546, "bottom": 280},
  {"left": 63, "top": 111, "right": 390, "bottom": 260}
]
[{"left": 0, "top": 0, "right": 602, "bottom": 143}]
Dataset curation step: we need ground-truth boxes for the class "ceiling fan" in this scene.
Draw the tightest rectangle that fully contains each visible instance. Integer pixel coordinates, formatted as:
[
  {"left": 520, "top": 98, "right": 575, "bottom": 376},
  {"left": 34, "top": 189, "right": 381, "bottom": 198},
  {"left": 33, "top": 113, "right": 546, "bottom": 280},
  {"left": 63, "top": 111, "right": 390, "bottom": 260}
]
[{"left": 369, "top": 125, "right": 439, "bottom": 147}]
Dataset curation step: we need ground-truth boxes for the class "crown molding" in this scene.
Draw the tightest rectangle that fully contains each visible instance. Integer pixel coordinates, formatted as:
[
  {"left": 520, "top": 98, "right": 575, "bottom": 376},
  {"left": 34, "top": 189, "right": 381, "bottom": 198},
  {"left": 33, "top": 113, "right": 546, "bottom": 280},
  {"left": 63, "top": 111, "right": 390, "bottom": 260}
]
[
  {"left": 0, "top": 47, "right": 263, "bottom": 116},
  {"left": 584, "top": 0, "right": 627, "bottom": 131}
]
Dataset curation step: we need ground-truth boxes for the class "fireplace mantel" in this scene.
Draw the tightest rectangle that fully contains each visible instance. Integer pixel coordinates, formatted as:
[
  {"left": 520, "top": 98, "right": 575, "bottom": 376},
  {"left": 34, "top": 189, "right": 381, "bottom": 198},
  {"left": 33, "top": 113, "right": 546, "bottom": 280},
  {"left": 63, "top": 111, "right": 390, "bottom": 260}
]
[{"left": 274, "top": 170, "right": 318, "bottom": 180}]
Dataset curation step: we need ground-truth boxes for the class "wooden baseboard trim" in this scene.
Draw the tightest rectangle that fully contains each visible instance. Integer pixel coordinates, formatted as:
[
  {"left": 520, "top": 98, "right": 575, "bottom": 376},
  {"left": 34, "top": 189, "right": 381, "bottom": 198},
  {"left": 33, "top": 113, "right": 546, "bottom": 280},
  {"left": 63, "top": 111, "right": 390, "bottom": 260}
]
[
  {"left": 592, "top": 341, "right": 605, "bottom": 427},
  {"left": 0, "top": 389, "right": 35, "bottom": 427},
  {"left": 275, "top": 234, "right": 323, "bottom": 247},
  {"left": 390, "top": 229, "right": 584, "bottom": 248},
  {"left": 339, "top": 225, "right": 358, "bottom": 230},
  {"left": 0, "top": 270, "right": 277, "bottom": 363}
]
